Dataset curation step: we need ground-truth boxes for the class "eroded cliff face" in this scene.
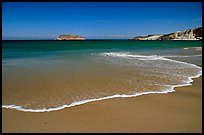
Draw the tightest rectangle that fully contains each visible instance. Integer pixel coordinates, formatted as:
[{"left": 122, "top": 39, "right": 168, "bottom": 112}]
[
  {"left": 129, "top": 27, "right": 202, "bottom": 40},
  {"left": 56, "top": 34, "right": 85, "bottom": 40},
  {"left": 130, "top": 35, "right": 163, "bottom": 40}
]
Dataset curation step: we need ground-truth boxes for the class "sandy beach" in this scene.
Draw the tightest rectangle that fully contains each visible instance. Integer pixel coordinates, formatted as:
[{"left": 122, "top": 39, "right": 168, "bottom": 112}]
[
  {"left": 2, "top": 2, "right": 202, "bottom": 133},
  {"left": 2, "top": 74, "right": 202, "bottom": 133},
  {"left": 2, "top": 42, "right": 202, "bottom": 133}
]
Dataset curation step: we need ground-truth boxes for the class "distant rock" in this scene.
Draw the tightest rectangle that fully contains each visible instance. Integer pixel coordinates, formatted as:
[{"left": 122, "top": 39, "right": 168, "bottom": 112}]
[
  {"left": 56, "top": 34, "right": 85, "bottom": 40},
  {"left": 129, "top": 27, "right": 202, "bottom": 40},
  {"left": 129, "top": 35, "right": 163, "bottom": 40}
]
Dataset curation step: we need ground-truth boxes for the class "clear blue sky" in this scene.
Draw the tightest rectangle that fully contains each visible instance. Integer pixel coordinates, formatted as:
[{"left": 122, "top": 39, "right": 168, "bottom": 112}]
[{"left": 2, "top": 2, "right": 202, "bottom": 40}]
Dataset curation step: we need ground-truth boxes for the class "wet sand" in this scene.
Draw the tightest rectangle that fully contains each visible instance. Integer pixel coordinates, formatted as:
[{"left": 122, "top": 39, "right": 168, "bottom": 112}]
[{"left": 2, "top": 74, "right": 202, "bottom": 133}]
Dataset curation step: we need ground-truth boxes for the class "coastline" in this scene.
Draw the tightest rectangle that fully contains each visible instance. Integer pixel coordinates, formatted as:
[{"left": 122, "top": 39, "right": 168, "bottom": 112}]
[
  {"left": 2, "top": 76, "right": 202, "bottom": 133},
  {"left": 2, "top": 46, "right": 202, "bottom": 133},
  {"left": 2, "top": 2, "right": 202, "bottom": 133},
  {"left": 2, "top": 58, "right": 202, "bottom": 113}
]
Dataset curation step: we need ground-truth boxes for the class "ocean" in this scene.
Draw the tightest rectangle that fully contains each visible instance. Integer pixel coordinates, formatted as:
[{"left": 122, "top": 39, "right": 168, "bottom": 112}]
[{"left": 2, "top": 40, "right": 202, "bottom": 112}]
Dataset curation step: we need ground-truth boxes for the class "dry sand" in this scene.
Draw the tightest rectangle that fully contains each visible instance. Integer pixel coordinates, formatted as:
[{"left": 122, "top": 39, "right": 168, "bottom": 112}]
[{"left": 2, "top": 74, "right": 202, "bottom": 133}]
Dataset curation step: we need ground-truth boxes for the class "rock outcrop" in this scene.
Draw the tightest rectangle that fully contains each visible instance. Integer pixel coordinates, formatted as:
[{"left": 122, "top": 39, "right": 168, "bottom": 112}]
[
  {"left": 129, "top": 27, "right": 202, "bottom": 40},
  {"left": 129, "top": 35, "right": 163, "bottom": 40},
  {"left": 56, "top": 34, "right": 85, "bottom": 40}
]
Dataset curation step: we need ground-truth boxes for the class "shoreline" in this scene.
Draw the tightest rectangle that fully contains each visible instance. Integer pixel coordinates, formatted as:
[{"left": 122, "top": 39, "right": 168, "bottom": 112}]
[
  {"left": 2, "top": 75, "right": 202, "bottom": 133},
  {"left": 2, "top": 72, "right": 201, "bottom": 113},
  {"left": 2, "top": 55, "right": 202, "bottom": 113},
  {"left": 2, "top": 47, "right": 202, "bottom": 133}
]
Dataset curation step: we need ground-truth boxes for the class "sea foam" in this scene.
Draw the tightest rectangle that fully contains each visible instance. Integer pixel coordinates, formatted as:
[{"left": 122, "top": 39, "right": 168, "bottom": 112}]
[
  {"left": 183, "top": 47, "right": 202, "bottom": 50},
  {"left": 2, "top": 52, "right": 202, "bottom": 113}
]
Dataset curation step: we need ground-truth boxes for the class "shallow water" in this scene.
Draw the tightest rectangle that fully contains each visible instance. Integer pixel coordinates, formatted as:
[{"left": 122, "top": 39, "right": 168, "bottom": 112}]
[{"left": 2, "top": 40, "right": 202, "bottom": 112}]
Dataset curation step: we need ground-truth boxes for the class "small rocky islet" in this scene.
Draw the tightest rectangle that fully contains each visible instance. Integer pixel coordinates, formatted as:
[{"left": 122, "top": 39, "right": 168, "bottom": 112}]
[{"left": 56, "top": 34, "right": 85, "bottom": 40}]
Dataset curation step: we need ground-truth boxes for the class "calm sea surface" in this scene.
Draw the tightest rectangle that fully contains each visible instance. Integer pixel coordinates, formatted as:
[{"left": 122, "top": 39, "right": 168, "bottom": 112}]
[{"left": 2, "top": 40, "right": 202, "bottom": 112}]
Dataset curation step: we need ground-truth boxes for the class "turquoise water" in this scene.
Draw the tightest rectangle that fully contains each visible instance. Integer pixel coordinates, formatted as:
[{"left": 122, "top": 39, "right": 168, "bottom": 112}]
[
  {"left": 2, "top": 40, "right": 202, "bottom": 112},
  {"left": 2, "top": 40, "right": 202, "bottom": 59}
]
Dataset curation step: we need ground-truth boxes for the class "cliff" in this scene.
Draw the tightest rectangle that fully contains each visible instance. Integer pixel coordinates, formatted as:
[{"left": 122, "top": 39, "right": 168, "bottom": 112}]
[
  {"left": 129, "top": 35, "right": 163, "bottom": 40},
  {"left": 56, "top": 34, "right": 85, "bottom": 40},
  {"left": 129, "top": 27, "right": 202, "bottom": 40}
]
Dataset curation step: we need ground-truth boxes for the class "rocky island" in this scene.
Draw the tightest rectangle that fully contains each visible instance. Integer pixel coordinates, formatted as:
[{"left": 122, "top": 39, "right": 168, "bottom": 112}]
[
  {"left": 56, "top": 34, "right": 85, "bottom": 40},
  {"left": 129, "top": 27, "right": 202, "bottom": 40}
]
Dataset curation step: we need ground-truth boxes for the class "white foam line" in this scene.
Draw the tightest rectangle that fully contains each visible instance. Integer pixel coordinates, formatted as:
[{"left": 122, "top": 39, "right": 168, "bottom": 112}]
[
  {"left": 2, "top": 89, "right": 175, "bottom": 113},
  {"left": 2, "top": 53, "right": 202, "bottom": 113},
  {"left": 101, "top": 52, "right": 167, "bottom": 61},
  {"left": 102, "top": 52, "right": 202, "bottom": 67},
  {"left": 163, "top": 54, "right": 202, "bottom": 58},
  {"left": 183, "top": 47, "right": 202, "bottom": 50},
  {"left": 2, "top": 68, "right": 201, "bottom": 113},
  {"left": 100, "top": 52, "right": 202, "bottom": 61}
]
